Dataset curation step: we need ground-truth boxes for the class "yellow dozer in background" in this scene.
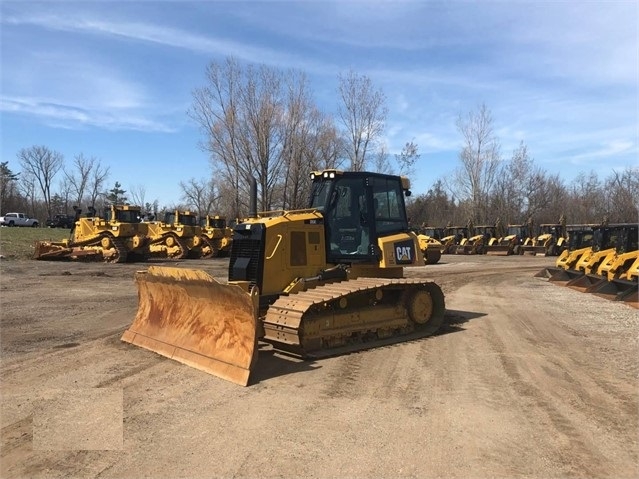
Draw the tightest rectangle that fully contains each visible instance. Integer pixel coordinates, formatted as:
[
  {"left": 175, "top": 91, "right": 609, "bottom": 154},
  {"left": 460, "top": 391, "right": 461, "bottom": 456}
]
[
  {"left": 199, "top": 215, "right": 234, "bottom": 258},
  {"left": 122, "top": 170, "right": 446, "bottom": 386},
  {"left": 147, "top": 210, "right": 203, "bottom": 259},
  {"left": 34, "top": 205, "right": 149, "bottom": 263}
]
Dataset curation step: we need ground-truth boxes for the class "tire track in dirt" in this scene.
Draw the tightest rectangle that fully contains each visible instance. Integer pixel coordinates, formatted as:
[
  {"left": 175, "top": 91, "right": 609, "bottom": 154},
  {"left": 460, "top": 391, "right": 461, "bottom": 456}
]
[{"left": 478, "top": 275, "right": 637, "bottom": 477}]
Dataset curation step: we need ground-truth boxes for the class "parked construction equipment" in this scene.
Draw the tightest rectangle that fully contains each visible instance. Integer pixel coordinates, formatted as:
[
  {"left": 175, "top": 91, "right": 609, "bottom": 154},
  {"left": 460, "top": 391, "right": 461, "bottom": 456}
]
[
  {"left": 522, "top": 219, "right": 568, "bottom": 256},
  {"left": 485, "top": 224, "right": 534, "bottom": 256},
  {"left": 199, "top": 215, "right": 233, "bottom": 258},
  {"left": 417, "top": 233, "right": 442, "bottom": 264},
  {"left": 34, "top": 205, "right": 149, "bottom": 263},
  {"left": 147, "top": 210, "right": 203, "bottom": 259},
  {"left": 122, "top": 170, "right": 446, "bottom": 386},
  {"left": 456, "top": 225, "right": 497, "bottom": 255},
  {"left": 419, "top": 226, "right": 445, "bottom": 241},
  {"left": 440, "top": 226, "right": 470, "bottom": 254},
  {"left": 535, "top": 223, "right": 638, "bottom": 307}
]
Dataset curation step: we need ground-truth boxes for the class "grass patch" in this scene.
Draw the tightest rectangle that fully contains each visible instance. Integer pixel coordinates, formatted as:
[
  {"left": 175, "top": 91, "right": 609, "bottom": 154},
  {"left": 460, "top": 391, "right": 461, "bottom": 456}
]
[{"left": 0, "top": 227, "right": 71, "bottom": 260}]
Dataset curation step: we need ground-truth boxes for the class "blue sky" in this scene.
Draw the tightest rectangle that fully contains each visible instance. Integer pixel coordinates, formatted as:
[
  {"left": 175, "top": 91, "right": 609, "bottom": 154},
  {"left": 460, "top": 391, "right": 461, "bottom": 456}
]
[{"left": 1, "top": 1, "right": 637, "bottom": 207}]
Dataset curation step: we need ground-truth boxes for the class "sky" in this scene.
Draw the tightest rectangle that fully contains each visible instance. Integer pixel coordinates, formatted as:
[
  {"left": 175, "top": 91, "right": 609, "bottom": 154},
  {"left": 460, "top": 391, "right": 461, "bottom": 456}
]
[{"left": 1, "top": 0, "right": 637, "bottom": 208}]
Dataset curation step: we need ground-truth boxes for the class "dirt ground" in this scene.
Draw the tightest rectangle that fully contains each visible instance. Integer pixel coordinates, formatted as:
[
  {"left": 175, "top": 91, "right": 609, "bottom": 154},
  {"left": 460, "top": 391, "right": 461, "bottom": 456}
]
[{"left": 1, "top": 254, "right": 637, "bottom": 479}]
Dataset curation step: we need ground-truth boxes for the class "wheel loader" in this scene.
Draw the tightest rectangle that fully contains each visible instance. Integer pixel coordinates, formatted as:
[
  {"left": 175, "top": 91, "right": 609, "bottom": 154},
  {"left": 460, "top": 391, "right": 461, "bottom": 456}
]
[
  {"left": 146, "top": 210, "right": 203, "bottom": 259},
  {"left": 199, "top": 215, "right": 234, "bottom": 258},
  {"left": 34, "top": 205, "right": 150, "bottom": 263},
  {"left": 122, "top": 170, "right": 446, "bottom": 386}
]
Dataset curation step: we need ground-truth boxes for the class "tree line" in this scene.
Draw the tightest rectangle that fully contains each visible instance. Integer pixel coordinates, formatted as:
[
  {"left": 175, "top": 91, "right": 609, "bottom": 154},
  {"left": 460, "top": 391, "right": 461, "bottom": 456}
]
[{"left": 1, "top": 56, "right": 637, "bottom": 227}]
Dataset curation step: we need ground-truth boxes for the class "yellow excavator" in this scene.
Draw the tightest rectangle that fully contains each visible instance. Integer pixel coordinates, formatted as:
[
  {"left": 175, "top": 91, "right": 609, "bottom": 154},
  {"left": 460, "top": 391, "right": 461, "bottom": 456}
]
[{"left": 122, "top": 170, "right": 446, "bottom": 386}]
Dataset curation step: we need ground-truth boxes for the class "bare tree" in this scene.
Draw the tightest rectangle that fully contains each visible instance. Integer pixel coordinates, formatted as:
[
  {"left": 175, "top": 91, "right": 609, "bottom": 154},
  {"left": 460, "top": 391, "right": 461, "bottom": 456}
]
[
  {"left": 309, "top": 114, "right": 344, "bottom": 171},
  {"left": 453, "top": 104, "right": 501, "bottom": 224},
  {"left": 64, "top": 153, "right": 100, "bottom": 206},
  {"left": 17, "top": 170, "right": 37, "bottom": 217},
  {"left": 337, "top": 69, "right": 387, "bottom": 171},
  {"left": 279, "top": 73, "right": 335, "bottom": 210},
  {"left": 603, "top": 167, "right": 639, "bottom": 222},
  {"left": 57, "top": 175, "right": 73, "bottom": 213},
  {"left": 191, "top": 58, "right": 287, "bottom": 215},
  {"left": 566, "top": 171, "right": 605, "bottom": 223},
  {"left": 87, "top": 162, "right": 110, "bottom": 208},
  {"left": 190, "top": 58, "right": 344, "bottom": 216},
  {"left": 396, "top": 140, "right": 420, "bottom": 177},
  {"left": 179, "top": 177, "right": 220, "bottom": 217},
  {"left": 17, "top": 145, "right": 64, "bottom": 218},
  {"left": 129, "top": 184, "right": 147, "bottom": 209},
  {"left": 372, "top": 143, "right": 393, "bottom": 174}
]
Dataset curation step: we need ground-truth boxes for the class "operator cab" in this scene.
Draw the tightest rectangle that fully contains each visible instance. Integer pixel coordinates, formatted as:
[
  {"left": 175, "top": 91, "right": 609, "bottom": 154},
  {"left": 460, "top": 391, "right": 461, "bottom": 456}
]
[{"left": 309, "top": 170, "right": 411, "bottom": 264}]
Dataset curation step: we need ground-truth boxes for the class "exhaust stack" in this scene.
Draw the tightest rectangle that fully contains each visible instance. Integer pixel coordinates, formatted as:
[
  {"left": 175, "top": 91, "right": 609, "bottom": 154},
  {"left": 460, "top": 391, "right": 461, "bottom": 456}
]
[{"left": 249, "top": 177, "right": 257, "bottom": 219}]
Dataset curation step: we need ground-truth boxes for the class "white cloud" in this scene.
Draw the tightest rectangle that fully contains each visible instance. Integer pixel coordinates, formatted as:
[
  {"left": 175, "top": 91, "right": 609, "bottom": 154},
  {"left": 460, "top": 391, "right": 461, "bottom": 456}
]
[{"left": 0, "top": 96, "right": 175, "bottom": 132}]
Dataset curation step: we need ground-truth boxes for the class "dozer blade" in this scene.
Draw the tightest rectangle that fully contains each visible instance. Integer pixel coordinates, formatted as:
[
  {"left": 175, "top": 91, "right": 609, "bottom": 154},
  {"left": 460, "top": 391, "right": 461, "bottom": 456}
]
[
  {"left": 33, "top": 241, "right": 102, "bottom": 261},
  {"left": 121, "top": 266, "right": 259, "bottom": 386},
  {"left": 33, "top": 241, "right": 73, "bottom": 260}
]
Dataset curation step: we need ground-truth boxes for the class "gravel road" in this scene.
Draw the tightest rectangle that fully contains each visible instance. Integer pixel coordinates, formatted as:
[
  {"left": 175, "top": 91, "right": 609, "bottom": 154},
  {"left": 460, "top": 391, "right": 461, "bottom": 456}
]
[{"left": 1, "top": 255, "right": 637, "bottom": 478}]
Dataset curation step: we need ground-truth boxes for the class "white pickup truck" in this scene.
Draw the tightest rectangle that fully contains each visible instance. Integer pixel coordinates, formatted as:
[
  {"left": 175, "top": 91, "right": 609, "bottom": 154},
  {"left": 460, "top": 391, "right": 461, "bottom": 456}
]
[{"left": 0, "top": 212, "right": 39, "bottom": 227}]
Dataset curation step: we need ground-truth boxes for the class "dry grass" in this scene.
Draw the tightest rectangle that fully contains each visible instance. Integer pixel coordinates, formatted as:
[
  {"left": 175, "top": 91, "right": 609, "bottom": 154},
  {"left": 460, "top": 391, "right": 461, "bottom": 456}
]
[{"left": 0, "top": 227, "right": 70, "bottom": 259}]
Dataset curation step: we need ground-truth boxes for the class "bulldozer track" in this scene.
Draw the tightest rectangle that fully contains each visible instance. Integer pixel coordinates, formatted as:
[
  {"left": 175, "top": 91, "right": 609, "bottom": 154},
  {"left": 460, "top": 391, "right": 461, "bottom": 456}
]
[
  {"left": 262, "top": 277, "right": 445, "bottom": 358},
  {"left": 171, "top": 235, "right": 189, "bottom": 259},
  {"left": 149, "top": 233, "right": 189, "bottom": 259},
  {"left": 200, "top": 236, "right": 219, "bottom": 258},
  {"left": 108, "top": 237, "right": 128, "bottom": 263}
]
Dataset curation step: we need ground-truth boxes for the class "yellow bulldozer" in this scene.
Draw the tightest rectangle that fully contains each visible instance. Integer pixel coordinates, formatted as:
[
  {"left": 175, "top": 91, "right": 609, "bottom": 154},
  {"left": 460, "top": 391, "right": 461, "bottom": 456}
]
[
  {"left": 199, "top": 215, "right": 234, "bottom": 258},
  {"left": 146, "top": 210, "right": 203, "bottom": 259},
  {"left": 34, "top": 204, "right": 149, "bottom": 263},
  {"left": 122, "top": 170, "right": 446, "bottom": 386}
]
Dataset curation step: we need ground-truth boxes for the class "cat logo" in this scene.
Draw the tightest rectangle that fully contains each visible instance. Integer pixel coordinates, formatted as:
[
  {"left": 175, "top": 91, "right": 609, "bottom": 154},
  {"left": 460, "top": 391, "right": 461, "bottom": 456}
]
[{"left": 394, "top": 240, "right": 415, "bottom": 264}]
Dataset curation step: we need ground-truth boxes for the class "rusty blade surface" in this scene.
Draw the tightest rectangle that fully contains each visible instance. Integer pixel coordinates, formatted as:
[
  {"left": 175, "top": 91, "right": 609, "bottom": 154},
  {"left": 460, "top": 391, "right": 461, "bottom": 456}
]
[{"left": 121, "top": 266, "right": 258, "bottom": 386}]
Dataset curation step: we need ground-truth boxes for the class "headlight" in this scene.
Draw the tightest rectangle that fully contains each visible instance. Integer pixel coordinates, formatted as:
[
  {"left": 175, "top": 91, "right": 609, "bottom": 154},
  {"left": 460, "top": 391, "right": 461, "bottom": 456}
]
[{"left": 111, "top": 226, "right": 118, "bottom": 231}]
